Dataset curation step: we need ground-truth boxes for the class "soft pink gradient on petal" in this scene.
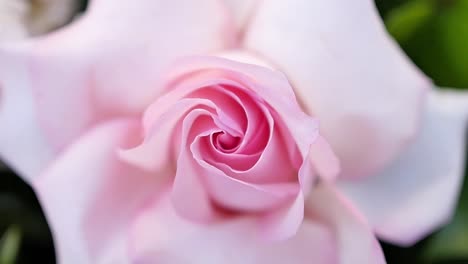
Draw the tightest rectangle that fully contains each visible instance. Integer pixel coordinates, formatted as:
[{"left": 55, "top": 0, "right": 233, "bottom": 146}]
[
  {"left": 119, "top": 98, "right": 219, "bottom": 172},
  {"left": 214, "top": 51, "right": 340, "bottom": 181},
  {"left": 244, "top": 0, "right": 430, "bottom": 180},
  {"left": 305, "top": 183, "right": 386, "bottom": 264},
  {"left": 33, "top": 119, "right": 167, "bottom": 263},
  {"left": 171, "top": 110, "right": 220, "bottom": 222},
  {"left": 20, "top": 0, "right": 232, "bottom": 151},
  {"left": 0, "top": 44, "right": 53, "bottom": 181},
  {"left": 221, "top": 0, "right": 259, "bottom": 40},
  {"left": 193, "top": 139, "right": 300, "bottom": 212},
  {"left": 120, "top": 56, "right": 330, "bottom": 240},
  {"left": 338, "top": 88, "right": 468, "bottom": 246},
  {"left": 130, "top": 190, "right": 337, "bottom": 264},
  {"left": 258, "top": 190, "right": 305, "bottom": 241},
  {"left": 0, "top": 0, "right": 28, "bottom": 41},
  {"left": 132, "top": 55, "right": 327, "bottom": 184},
  {"left": 162, "top": 56, "right": 336, "bottom": 170},
  {"left": 309, "top": 135, "right": 340, "bottom": 182},
  {"left": 216, "top": 50, "right": 275, "bottom": 69}
]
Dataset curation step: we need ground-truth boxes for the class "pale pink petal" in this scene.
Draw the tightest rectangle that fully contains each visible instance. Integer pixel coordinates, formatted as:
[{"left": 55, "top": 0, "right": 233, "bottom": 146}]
[
  {"left": 215, "top": 51, "right": 341, "bottom": 181},
  {"left": 245, "top": 0, "right": 431, "bottom": 179},
  {"left": 190, "top": 110, "right": 305, "bottom": 241},
  {"left": 309, "top": 135, "right": 340, "bottom": 182},
  {"left": 172, "top": 102, "right": 305, "bottom": 239},
  {"left": 258, "top": 190, "right": 305, "bottom": 241},
  {"left": 171, "top": 110, "right": 220, "bottom": 222},
  {"left": 164, "top": 56, "right": 328, "bottom": 163},
  {"left": 86, "top": 0, "right": 232, "bottom": 113},
  {"left": 143, "top": 78, "right": 245, "bottom": 136},
  {"left": 128, "top": 82, "right": 259, "bottom": 173},
  {"left": 216, "top": 50, "right": 275, "bottom": 69},
  {"left": 306, "top": 183, "right": 386, "bottom": 264},
  {"left": 338, "top": 88, "right": 468, "bottom": 246},
  {"left": 0, "top": 44, "right": 53, "bottom": 181},
  {"left": 33, "top": 119, "right": 167, "bottom": 263},
  {"left": 130, "top": 190, "right": 337, "bottom": 264},
  {"left": 221, "top": 0, "right": 259, "bottom": 38},
  {"left": 199, "top": 94, "right": 300, "bottom": 184},
  {"left": 119, "top": 98, "right": 218, "bottom": 172},
  {"left": 9, "top": 0, "right": 231, "bottom": 150},
  {"left": 203, "top": 125, "right": 300, "bottom": 184},
  {"left": 0, "top": 0, "right": 28, "bottom": 41},
  {"left": 145, "top": 55, "right": 337, "bottom": 180},
  {"left": 194, "top": 139, "right": 300, "bottom": 212}
]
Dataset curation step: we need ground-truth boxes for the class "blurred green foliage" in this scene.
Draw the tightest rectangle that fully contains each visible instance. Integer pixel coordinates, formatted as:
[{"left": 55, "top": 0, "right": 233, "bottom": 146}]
[
  {"left": 0, "top": 225, "right": 22, "bottom": 264},
  {"left": 383, "top": 0, "right": 468, "bottom": 88},
  {"left": 0, "top": 170, "right": 55, "bottom": 264}
]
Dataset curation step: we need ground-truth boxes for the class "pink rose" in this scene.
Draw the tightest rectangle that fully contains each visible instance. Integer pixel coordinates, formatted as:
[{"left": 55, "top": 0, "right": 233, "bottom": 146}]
[{"left": 1, "top": 0, "right": 467, "bottom": 263}]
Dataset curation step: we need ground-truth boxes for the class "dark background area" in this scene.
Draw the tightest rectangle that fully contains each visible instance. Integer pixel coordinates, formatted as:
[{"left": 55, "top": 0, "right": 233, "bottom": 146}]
[{"left": 1, "top": 0, "right": 467, "bottom": 263}]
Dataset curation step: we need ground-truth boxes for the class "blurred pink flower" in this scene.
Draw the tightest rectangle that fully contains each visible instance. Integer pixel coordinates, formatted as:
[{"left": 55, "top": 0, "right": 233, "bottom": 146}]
[{"left": 0, "top": 0, "right": 467, "bottom": 263}]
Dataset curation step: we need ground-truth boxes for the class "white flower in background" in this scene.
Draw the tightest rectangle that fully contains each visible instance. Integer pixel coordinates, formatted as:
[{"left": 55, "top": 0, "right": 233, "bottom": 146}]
[
  {"left": 26, "top": 0, "right": 81, "bottom": 36},
  {"left": 0, "top": 0, "right": 79, "bottom": 41},
  {"left": 0, "top": 0, "right": 28, "bottom": 40}
]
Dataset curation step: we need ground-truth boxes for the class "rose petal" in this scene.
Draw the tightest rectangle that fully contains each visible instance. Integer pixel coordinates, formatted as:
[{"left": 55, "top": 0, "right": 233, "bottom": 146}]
[
  {"left": 8, "top": 0, "right": 231, "bottom": 150},
  {"left": 201, "top": 96, "right": 300, "bottom": 184},
  {"left": 216, "top": 50, "right": 275, "bottom": 69},
  {"left": 130, "top": 183, "right": 385, "bottom": 264},
  {"left": 130, "top": 190, "right": 337, "bottom": 264},
  {"left": 171, "top": 109, "right": 220, "bottom": 222},
  {"left": 258, "top": 190, "right": 305, "bottom": 241},
  {"left": 194, "top": 138, "right": 300, "bottom": 212},
  {"left": 309, "top": 135, "right": 340, "bottom": 181},
  {"left": 193, "top": 126, "right": 306, "bottom": 241},
  {"left": 143, "top": 78, "right": 246, "bottom": 136},
  {"left": 0, "top": 44, "right": 53, "bottom": 181},
  {"left": 164, "top": 56, "right": 321, "bottom": 160},
  {"left": 141, "top": 56, "right": 334, "bottom": 182},
  {"left": 173, "top": 105, "right": 304, "bottom": 237},
  {"left": 33, "top": 118, "right": 166, "bottom": 263},
  {"left": 203, "top": 125, "right": 299, "bottom": 184},
  {"left": 191, "top": 86, "right": 247, "bottom": 137},
  {"left": 221, "top": 0, "right": 259, "bottom": 39},
  {"left": 338, "top": 88, "right": 468, "bottom": 245},
  {"left": 120, "top": 98, "right": 218, "bottom": 172},
  {"left": 245, "top": 0, "right": 430, "bottom": 179},
  {"left": 214, "top": 51, "right": 341, "bottom": 181},
  {"left": 0, "top": 0, "right": 28, "bottom": 41},
  {"left": 306, "top": 183, "right": 386, "bottom": 264}
]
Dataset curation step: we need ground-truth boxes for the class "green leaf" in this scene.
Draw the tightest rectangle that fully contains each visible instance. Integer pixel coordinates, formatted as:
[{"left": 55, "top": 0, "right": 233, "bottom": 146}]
[
  {"left": 385, "top": 0, "right": 435, "bottom": 43},
  {"left": 435, "top": 0, "right": 468, "bottom": 88},
  {"left": 0, "top": 225, "right": 22, "bottom": 264},
  {"left": 385, "top": 0, "right": 468, "bottom": 88}
]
